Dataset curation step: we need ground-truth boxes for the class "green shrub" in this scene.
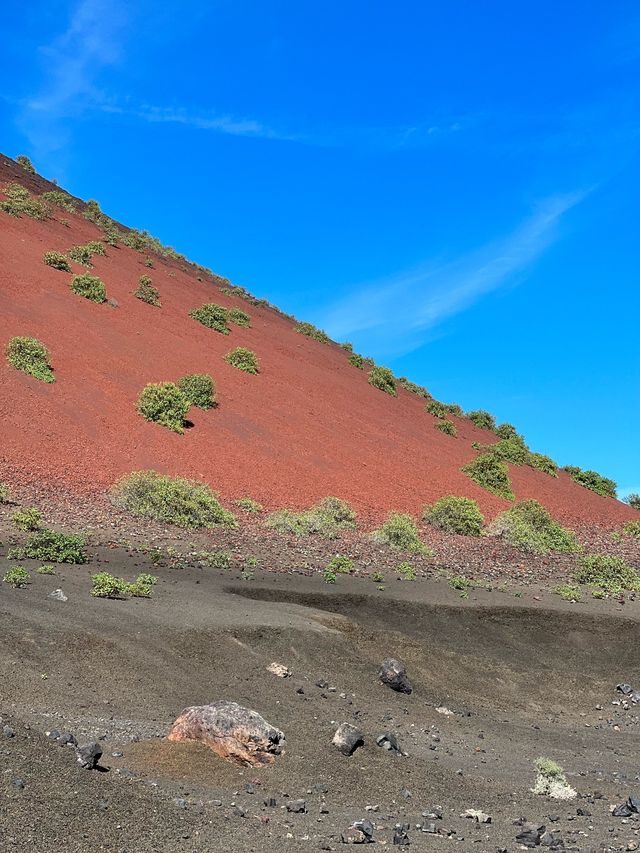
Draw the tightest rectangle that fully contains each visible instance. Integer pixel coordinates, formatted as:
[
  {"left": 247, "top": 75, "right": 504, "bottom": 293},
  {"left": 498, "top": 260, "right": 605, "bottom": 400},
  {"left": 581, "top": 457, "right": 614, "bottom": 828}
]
[
  {"left": 265, "top": 497, "right": 356, "bottom": 539},
  {"left": 91, "top": 572, "right": 128, "bottom": 598},
  {"left": 426, "top": 400, "right": 446, "bottom": 418},
  {"left": 41, "top": 190, "right": 75, "bottom": 212},
  {"left": 229, "top": 308, "right": 250, "bottom": 327},
  {"left": 475, "top": 436, "right": 530, "bottom": 465},
  {"left": 323, "top": 567, "right": 337, "bottom": 584},
  {"left": 37, "top": 564, "right": 56, "bottom": 575},
  {"left": 443, "top": 402, "right": 463, "bottom": 416},
  {"left": 294, "top": 322, "right": 331, "bottom": 344},
  {"left": 43, "top": 250, "right": 70, "bottom": 271},
  {"left": 624, "top": 493, "right": 640, "bottom": 511},
  {"left": 234, "top": 497, "right": 263, "bottom": 513},
  {"left": 6, "top": 336, "right": 55, "bottom": 383},
  {"left": 424, "top": 496, "right": 485, "bottom": 536},
  {"left": 136, "top": 383, "right": 190, "bottom": 434},
  {"left": 372, "top": 571, "right": 385, "bottom": 583},
  {"left": 3, "top": 566, "right": 31, "bottom": 588},
  {"left": 528, "top": 452, "right": 558, "bottom": 477},
  {"left": 12, "top": 507, "right": 43, "bottom": 532},
  {"left": 4, "top": 183, "right": 29, "bottom": 202},
  {"left": 144, "top": 257, "right": 154, "bottom": 268},
  {"left": 623, "top": 520, "right": 640, "bottom": 539},
  {"left": 0, "top": 482, "right": 10, "bottom": 503},
  {"left": 85, "top": 240, "right": 106, "bottom": 256},
  {"left": 198, "top": 551, "right": 232, "bottom": 570},
  {"left": 372, "top": 513, "right": 429, "bottom": 554},
  {"left": 134, "top": 275, "right": 161, "bottom": 306},
  {"left": 109, "top": 470, "right": 237, "bottom": 529},
  {"left": 395, "top": 561, "right": 416, "bottom": 580},
  {"left": 449, "top": 574, "right": 472, "bottom": 591},
  {"left": 9, "top": 529, "right": 87, "bottom": 563},
  {"left": 436, "top": 419, "right": 457, "bottom": 437},
  {"left": 532, "top": 757, "right": 575, "bottom": 799},
  {"left": 467, "top": 410, "right": 497, "bottom": 431},
  {"left": 462, "top": 453, "right": 514, "bottom": 500},
  {"left": 563, "top": 465, "right": 617, "bottom": 498},
  {"left": 224, "top": 347, "right": 259, "bottom": 374},
  {"left": 190, "top": 303, "right": 230, "bottom": 334},
  {"left": 70, "top": 274, "right": 106, "bottom": 303},
  {"left": 489, "top": 500, "right": 578, "bottom": 554},
  {"left": 177, "top": 374, "right": 215, "bottom": 409},
  {"left": 326, "top": 555, "right": 354, "bottom": 574},
  {"left": 68, "top": 243, "right": 102, "bottom": 266},
  {"left": 575, "top": 554, "right": 640, "bottom": 594},
  {"left": 553, "top": 584, "right": 581, "bottom": 601},
  {"left": 1, "top": 184, "right": 50, "bottom": 220},
  {"left": 368, "top": 366, "right": 396, "bottom": 396},
  {"left": 495, "top": 422, "right": 519, "bottom": 440},
  {"left": 16, "top": 154, "right": 36, "bottom": 174},
  {"left": 340, "top": 342, "right": 353, "bottom": 352},
  {"left": 348, "top": 354, "right": 364, "bottom": 369},
  {"left": 398, "top": 377, "right": 429, "bottom": 398},
  {"left": 127, "top": 573, "right": 158, "bottom": 597}
]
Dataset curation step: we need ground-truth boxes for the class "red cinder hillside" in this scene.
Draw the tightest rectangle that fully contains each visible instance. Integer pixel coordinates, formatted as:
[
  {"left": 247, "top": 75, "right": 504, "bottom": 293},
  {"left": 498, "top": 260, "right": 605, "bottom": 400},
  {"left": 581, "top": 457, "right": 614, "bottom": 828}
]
[{"left": 0, "top": 154, "right": 634, "bottom": 527}]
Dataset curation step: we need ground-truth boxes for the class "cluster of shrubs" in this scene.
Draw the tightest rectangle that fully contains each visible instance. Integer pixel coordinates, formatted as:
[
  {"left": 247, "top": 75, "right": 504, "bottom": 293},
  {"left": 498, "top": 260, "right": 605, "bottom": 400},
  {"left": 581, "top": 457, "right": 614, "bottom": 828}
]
[
  {"left": 1, "top": 182, "right": 50, "bottom": 220},
  {"left": 6, "top": 337, "right": 55, "bottom": 383},
  {"left": 563, "top": 465, "right": 617, "bottom": 499},
  {"left": 426, "top": 400, "right": 463, "bottom": 418},
  {"left": 190, "top": 303, "right": 251, "bottom": 335},
  {"left": 574, "top": 554, "right": 640, "bottom": 595},
  {"left": 266, "top": 497, "right": 356, "bottom": 539},
  {"left": 372, "top": 513, "right": 431, "bottom": 554},
  {"left": 624, "top": 494, "right": 640, "bottom": 511},
  {"left": 43, "top": 250, "right": 71, "bottom": 271},
  {"left": 435, "top": 419, "right": 457, "bottom": 437},
  {"left": 397, "top": 377, "right": 429, "bottom": 398},
  {"left": 70, "top": 273, "right": 106, "bottom": 303},
  {"left": 109, "top": 470, "right": 237, "bottom": 529},
  {"left": 224, "top": 347, "right": 259, "bottom": 374},
  {"left": 472, "top": 434, "right": 559, "bottom": 478},
  {"left": 134, "top": 275, "right": 161, "bottom": 306},
  {"left": 41, "top": 190, "right": 76, "bottom": 212},
  {"left": 9, "top": 529, "right": 88, "bottom": 563},
  {"left": 462, "top": 452, "right": 515, "bottom": 501},
  {"left": 488, "top": 499, "right": 579, "bottom": 555},
  {"left": 136, "top": 374, "right": 215, "bottom": 433},
  {"left": 91, "top": 571, "right": 157, "bottom": 599},
  {"left": 368, "top": 366, "right": 396, "bottom": 396},
  {"left": 424, "top": 496, "right": 485, "bottom": 536},
  {"left": 68, "top": 241, "right": 106, "bottom": 267},
  {"left": 294, "top": 322, "right": 332, "bottom": 344}
]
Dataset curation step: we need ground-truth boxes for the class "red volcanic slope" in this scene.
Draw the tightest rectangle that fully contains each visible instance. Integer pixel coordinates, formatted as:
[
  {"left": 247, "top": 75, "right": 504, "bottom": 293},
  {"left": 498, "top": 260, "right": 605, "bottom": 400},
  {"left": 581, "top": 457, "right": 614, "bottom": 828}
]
[{"left": 0, "top": 155, "right": 634, "bottom": 527}]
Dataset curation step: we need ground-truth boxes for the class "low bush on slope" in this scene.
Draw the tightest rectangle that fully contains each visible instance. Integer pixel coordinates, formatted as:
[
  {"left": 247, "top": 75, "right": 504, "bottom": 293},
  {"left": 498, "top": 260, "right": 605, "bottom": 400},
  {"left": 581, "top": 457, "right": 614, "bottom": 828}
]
[
  {"left": 6, "top": 337, "right": 55, "bottom": 383},
  {"left": 70, "top": 274, "right": 107, "bottom": 303},
  {"left": 423, "top": 496, "right": 485, "bottom": 535},
  {"left": 190, "top": 303, "right": 230, "bottom": 334},
  {"left": 110, "top": 470, "right": 237, "bottom": 529},
  {"left": 265, "top": 497, "right": 356, "bottom": 539},
  {"left": 9, "top": 529, "right": 88, "bottom": 563},
  {"left": 229, "top": 308, "right": 251, "bottom": 327},
  {"left": 43, "top": 250, "right": 70, "bottom": 271},
  {"left": 224, "top": 347, "right": 259, "bottom": 374},
  {"left": 368, "top": 366, "right": 396, "bottom": 396},
  {"left": 294, "top": 322, "right": 332, "bottom": 344},
  {"left": 489, "top": 499, "right": 579, "bottom": 554},
  {"left": 372, "top": 513, "right": 430, "bottom": 554},
  {"left": 466, "top": 409, "right": 496, "bottom": 431},
  {"left": 16, "top": 155, "right": 36, "bottom": 174},
  {"left": 462, "top": 452, "right": 514, "bottom": 501},
  {"left": 575, "top": 554, "right": 640, "bottom": 594},
  {"left": 1, "top": 183, "right": 50, "bottom": 220},
  {"left": 563, "top": 465, "right": 617, "bottom": 498},
  {"left": 435, "top": 419, "right": 457, "bottom": 437},
  {"left": 134, "top": 275, "right": 161, "bottom": 306},
  {"left": 177, "top": 374, "right": 216, "bottom": 409},
  {"left": 136, "top": 382, "right": 190, "bottom": 434}
]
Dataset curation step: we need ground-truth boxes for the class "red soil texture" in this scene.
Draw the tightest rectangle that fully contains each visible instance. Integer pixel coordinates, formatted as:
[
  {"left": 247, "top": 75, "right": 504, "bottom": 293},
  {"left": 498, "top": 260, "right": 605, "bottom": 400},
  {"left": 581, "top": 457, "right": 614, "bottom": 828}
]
[{"left": 0, "top": 155, "right": 634, "bottom": 528}]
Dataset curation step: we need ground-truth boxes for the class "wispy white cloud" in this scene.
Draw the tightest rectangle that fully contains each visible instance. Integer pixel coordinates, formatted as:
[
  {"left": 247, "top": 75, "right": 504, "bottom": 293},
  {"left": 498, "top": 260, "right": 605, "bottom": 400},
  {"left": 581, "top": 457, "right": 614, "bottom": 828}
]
[{"left": 319, "top": 192, "right": 587, "bottom": 356}]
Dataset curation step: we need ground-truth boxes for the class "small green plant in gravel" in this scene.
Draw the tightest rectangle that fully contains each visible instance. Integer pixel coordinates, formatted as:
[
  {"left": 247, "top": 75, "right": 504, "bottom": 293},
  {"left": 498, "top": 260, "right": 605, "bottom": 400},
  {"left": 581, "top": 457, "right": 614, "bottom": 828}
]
[
  {"left": 435, "top": 419, "right": 457, "bottom": 437},
  {"left": 443, "top": 402, "right": 463, "bottom": 416},
  {"left": 144, "top": 257, "right": 154, "bottom": 268},
  {"left": 372, "top": 513, "right": 429, "bottom": 554},
  {"left": 6, "top": 336, "right": 55, "bottom": 383},
  {"left": 70, "top": 273, "right": 106, "bottom": 303},
  {"left": 424, "top": 495, "right": 485, "bottom": 536},
  {"left": 16, "top": 155, "right": 36, "bottom": 173},
  {"left": 127, "top": 573, "right": 158, "bottom": 597},
  {"left": 0, "top": 483, "right": 10, "bottom": 503},
  {"left": 462, "top": 452, "right": 514, "bottom": 500},
  {"left": 532, "top": 758, "right": 576, "bottom": 800},
  {"left": 294, "top": 322, "right": 331, "bottom": 344},
  {"left": 190, "top": 304, "right": 230, "bottom": 334},
  {"left": 348, "top": 354, "right": 364, "bottom": 369},
  {"left": 3, "top": 566, "right": 31, "bottom": 588},
  {"left": 397, "top": 377, "right": 429, "bottom": 398},
  {"left": 474, "top": 436, "right": 531, "bottom": 466},
  {"left": 177, "top": 374, "right": 215, "bottom": 409},
  {"left": 134, "top": 275, "right": 161, "bottom": 306},
  {"left": 43, "top": 250, "right": 71, "bottom": 271},
  {"left": 326, "top": 555, "right": 354, "bottom": 574},
  {"left": 235, "top": 497, "right": 263, "bottom": 513},
  {"left": 495, "top": 422, "right": 519, "bottom": 440},
  {"left": 340, "top": 342, "right": 353, "bottom": 352},
  {"left": 41, "top": 190, "right": 75, "bottom": 212},
  {"left": 1, "top": 184, "right": 50, "bottom": 220},
  {"left": 624, "top": 493, "right": 640, "bottom": 511},
  {"left": 199, "top": 550, "right": 232, "bottom": 570},
  {"left": 323, "top": 567, "right": 337, "bottom": 584},
  {"left": 395, "top": 561, "right": 416, "bottom": 580},
  {"left": 12, "top": 507, "right": 43, "bottom": 532},
  {"left": 68, "top": 243, "right": 101, "bottom": 266},
  {"left": 9, "top": 529, "right": 87, "bottom": 563},
  {"left": 449, "top": 574, "right": 472, "bottom": 591},
  {"left": 372, "top": 571, "right": 385, "bottom": 583},
  {"left": 552, "top": 584, "right": 581, "bottom": 601},
  {"left": 489, "top": 500, "right": 579, "bottom": 555},
  {"left": 266, "top": 497, "right": 356, "bottom": 539},
  {"left": 623, "top": 520, "right": 640, "bottom": 538},
  {"left": 136, "top": 382, "right": 190, "bottom": 433},
  {"left": 91, "top": 572, "right": 128, "bottom": 598},
  {"left": 426, "top": 400, "right": 446, "bottom": 418},
  {"left": 563, "top": 465, "right": 617, "bottom": 498},
  {"left": 575, "top": 554, "right": 640, "bottom": 595},
  {"left": 37, "top": 564, "right": 56, "bottom": 575},
  {"left": 467, "top": 409, "right": 496, "bottom": 431},
  {"left": 224, "top": 347, "right": 259, "bottom": 374},
  {"left": 85, "top": 240, "right": 106, "bottom": 256},
  {"left": 368, "top": 366, "right": 397, "bottom": 396},
  {"left": 229, "top": 308, "right": 251, "bottom": 327},
  {"left": 109, "top": 470, "right": 237, "bottom": 529}
]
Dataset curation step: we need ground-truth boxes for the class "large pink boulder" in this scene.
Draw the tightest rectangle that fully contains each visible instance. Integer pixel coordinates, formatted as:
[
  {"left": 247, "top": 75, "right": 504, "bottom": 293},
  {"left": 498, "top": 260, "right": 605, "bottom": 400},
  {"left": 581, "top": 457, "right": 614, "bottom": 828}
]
[{"left": 167, "top": 700, "right": 285, "bottom": 767}]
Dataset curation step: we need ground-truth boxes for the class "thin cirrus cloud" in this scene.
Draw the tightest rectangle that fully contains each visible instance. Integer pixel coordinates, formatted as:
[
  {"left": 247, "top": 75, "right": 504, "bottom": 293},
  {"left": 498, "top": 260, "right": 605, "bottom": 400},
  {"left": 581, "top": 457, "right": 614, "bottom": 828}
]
[{"left": 318, "top": 191, "right": 588, "bottom": 357}]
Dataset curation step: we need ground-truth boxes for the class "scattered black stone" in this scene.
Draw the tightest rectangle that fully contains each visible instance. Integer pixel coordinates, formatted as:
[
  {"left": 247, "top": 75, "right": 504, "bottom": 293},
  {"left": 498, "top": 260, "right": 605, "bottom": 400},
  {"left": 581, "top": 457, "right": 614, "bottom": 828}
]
[
  {"left": 515, "top": 822, "right": 546, "bottom": 848},
  {"left": 75, "top": 742, "right": 103, "bottom": 770},
  {"left": 379, "top": 659, "right": 413, "bottom": 694},
  {"left": 376, "top": 732, "right": 402, "bottom": 755},
  {"left": 393, "top": 823, "right": 410, "bottom": 845},
  {"left": 612, "top": 796, "right": 640, "bottom": 817}
]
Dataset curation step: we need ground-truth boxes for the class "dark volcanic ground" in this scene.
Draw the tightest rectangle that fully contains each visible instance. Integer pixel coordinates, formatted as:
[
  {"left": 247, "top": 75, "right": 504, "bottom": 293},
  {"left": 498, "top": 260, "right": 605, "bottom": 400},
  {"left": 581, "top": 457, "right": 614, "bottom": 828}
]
[{"left": 2, "top": 537, "right": 640, "bottom": 852}]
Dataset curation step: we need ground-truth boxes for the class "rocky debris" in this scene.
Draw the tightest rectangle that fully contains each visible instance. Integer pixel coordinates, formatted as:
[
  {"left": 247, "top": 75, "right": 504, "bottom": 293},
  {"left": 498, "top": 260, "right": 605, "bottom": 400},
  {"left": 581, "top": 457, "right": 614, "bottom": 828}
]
[
  {"left": 612, "top": 796, "right": 640, "bottom": 817},
  {"left": 48, "top": 588, "right": 68, "bottom": 602},
  {"left": 333, "top": 723, "right": 364, "bottom": 756},
  {"left": 167, "top": 700, "right": 285, "bottom": 767},
  {"left": 3, "top": 725, "right": 15, "bottom": 738},
  {"left": 435, "top": 705, "right": 455, "bottom": 716},
  {"left": 267, "top": 662, "right": 291, "bottom": 678},
  {"left": 376, "top": 732, "right": 403, "bottom": 755},
  {"left": 47, "top": 730, "right": 77, "bottom": 746},
  {"left": 461, "top": 808, "right": 492, "bottom": 823},
  {"left": 75, "top": 742, "right": 103, "bottom": 769},
  {"left": 515, "top": 822, "right": 546, "bottom": 847},
  {"left": 379, "top": 659, "right": 412, "bottom": 694},
  {"left": 342, "top": 819, "right": 374, "bottom": 844},
  {"left": 286, "top": 799, "right": 306, "bottom": 813},
  {"left": 393, "top": 823, "right": 410, "bottom": 845}
]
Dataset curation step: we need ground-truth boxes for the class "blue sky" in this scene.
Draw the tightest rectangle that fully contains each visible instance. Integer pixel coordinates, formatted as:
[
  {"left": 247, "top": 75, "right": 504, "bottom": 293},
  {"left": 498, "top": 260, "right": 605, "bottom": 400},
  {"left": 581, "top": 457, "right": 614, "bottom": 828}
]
[{"left": 1, "top": 0, "right": 639, "bottom": 495}]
